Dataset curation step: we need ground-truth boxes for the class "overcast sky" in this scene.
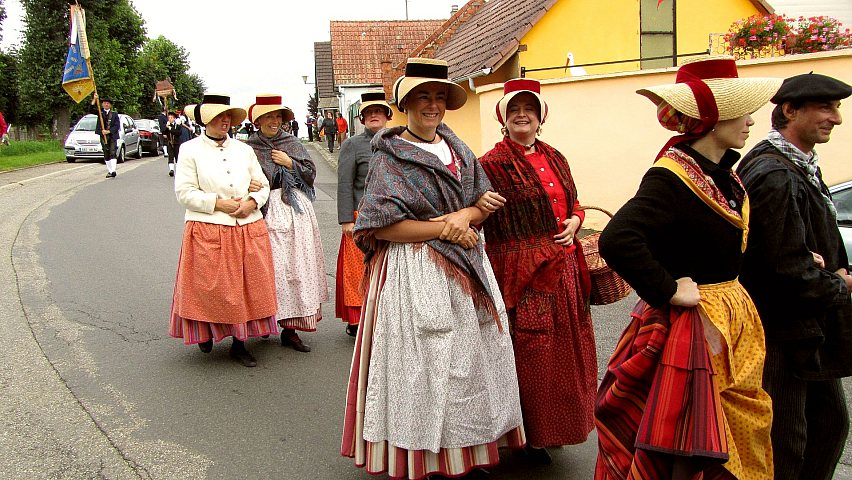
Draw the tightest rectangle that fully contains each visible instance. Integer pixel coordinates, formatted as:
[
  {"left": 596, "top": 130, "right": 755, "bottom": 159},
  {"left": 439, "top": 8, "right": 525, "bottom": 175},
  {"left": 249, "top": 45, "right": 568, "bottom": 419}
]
[{"left": 1, "top": 0, "right": 463, "bottom": 123}]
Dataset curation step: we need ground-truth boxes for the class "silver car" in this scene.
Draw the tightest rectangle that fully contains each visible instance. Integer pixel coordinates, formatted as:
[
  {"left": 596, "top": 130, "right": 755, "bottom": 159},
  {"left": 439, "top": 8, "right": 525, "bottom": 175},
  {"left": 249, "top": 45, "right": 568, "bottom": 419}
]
[
  {"left": 64, "top": 113, "right": 142, "bottom": 163},
  {"left": 830, "top": 180, "right": 852, "bottom": 270}
]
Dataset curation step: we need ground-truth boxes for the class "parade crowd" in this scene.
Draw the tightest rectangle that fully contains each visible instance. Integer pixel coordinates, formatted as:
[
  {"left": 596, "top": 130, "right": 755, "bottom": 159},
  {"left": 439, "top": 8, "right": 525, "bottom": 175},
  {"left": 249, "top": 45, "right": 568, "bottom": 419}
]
[{"left": 160, "top": 55, "right": 852, "bottom": 480}]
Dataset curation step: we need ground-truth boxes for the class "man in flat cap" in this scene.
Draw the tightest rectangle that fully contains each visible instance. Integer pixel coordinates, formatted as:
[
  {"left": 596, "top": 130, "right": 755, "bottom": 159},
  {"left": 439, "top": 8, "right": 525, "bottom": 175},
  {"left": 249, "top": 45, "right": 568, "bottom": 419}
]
[{"left": 737, "top": 73, "right": 852, "bottom": 480}]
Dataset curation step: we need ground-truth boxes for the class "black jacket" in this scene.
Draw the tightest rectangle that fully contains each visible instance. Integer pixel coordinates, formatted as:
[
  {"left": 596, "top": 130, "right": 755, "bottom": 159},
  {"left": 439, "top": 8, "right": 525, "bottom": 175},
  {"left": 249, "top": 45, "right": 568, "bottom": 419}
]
[
  {"left": 599, "top": 145, "right": 745, "bottom": 308},
  {"left": 737, "top": 140, "right": 852, "bottom": 379}
]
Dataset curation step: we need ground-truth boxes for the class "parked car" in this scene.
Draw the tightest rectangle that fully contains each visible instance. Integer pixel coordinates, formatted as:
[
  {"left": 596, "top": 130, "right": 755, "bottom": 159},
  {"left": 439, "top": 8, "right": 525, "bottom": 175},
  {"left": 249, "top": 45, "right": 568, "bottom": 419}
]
[
  {"left": 64, "top": 113, "right": 142, "bottom": 163},
  {"left": 135, "top": 118, "right": 163, "bottom": 156},
  {"left": 829, "top": 180, "right": 852, "bottom": 270}
]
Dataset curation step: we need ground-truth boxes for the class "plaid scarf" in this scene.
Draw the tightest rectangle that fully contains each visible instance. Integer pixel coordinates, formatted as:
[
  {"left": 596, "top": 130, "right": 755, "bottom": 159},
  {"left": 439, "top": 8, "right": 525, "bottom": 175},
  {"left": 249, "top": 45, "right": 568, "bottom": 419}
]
[
  {"left": 246, "top": 130, "right": 316, "bottom": 214},
  {"left": 767, "top": 129, "right": 837, "bottom": 219}
]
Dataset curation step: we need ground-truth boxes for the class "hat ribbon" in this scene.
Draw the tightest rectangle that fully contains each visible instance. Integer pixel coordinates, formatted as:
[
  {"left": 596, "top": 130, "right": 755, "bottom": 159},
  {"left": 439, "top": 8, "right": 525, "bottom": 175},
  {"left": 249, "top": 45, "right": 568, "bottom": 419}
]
[{"left": 654, "top": 70, "right": 719, "bottom": 161}]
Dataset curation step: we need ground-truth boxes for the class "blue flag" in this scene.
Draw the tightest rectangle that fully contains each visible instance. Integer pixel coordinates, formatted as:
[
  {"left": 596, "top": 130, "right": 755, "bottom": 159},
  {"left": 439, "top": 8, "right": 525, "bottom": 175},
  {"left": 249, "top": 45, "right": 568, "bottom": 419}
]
[{"left": 62, "top": 5, "right": 94, "bottom": 103}]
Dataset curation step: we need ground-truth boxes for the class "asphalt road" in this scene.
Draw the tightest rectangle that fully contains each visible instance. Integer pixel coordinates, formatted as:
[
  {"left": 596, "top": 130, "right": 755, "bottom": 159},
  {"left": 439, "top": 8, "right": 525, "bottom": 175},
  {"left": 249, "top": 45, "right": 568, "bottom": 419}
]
[{"left": 2, "top": 149, "right": 851, "bottom": 479}]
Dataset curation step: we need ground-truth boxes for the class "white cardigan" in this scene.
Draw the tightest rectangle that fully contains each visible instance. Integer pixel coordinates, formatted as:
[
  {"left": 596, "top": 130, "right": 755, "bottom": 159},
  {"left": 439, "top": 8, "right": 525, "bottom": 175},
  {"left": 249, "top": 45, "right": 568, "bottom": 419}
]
[{"left": 174, "top": 135, "right": 270, "bottom": 226}]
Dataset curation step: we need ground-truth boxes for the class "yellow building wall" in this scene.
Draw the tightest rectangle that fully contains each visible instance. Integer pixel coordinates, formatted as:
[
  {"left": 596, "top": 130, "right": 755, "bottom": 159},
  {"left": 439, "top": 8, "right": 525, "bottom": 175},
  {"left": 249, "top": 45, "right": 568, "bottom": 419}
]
[
  {"left": 676, "top": 0, "right": 761, "bottom": 58},
  {"left": 475, "top": 50, "right": 852, "bottom": 230},
  {"left": 519, "top": 0, "right": 640, "bottom": 79},
  {"left": 518, "top": 0, "right": 764, "bottom": 81}
]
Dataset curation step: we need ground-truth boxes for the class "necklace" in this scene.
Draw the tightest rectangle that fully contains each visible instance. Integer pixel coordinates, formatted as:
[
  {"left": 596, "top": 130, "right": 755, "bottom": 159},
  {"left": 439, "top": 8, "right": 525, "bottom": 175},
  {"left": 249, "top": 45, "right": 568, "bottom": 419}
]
[{"left": 405, "top": 127, "right": 437, "bottom": 143}]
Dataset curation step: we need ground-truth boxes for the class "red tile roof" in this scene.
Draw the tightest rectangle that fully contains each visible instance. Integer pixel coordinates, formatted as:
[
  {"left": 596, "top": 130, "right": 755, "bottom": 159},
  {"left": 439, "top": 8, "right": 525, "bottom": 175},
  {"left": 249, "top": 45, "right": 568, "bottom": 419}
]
[{"left": 331, "top": 20, "right": 446, "bottom": 86}]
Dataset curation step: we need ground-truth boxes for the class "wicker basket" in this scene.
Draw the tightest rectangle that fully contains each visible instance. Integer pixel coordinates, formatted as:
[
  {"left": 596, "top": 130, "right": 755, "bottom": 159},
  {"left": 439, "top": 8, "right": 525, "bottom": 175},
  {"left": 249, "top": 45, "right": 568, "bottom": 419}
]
[{"left": 578, "top": 206, "right": 632, "bottom": 305}]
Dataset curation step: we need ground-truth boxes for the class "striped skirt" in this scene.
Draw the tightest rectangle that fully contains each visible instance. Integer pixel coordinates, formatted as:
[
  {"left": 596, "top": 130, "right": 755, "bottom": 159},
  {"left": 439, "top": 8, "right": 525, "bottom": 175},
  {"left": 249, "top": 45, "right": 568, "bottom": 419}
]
[
  {"left": 169, "top": 220, "right": 278, "bottom": 344},
  {"left": 341, "top": 243, "right": 526, "bottom": 479},
  {"left": 335, "top": 227, "right": 365, "bottom": 326},
  {"left": 595, "top": 279, "right": 772, "bottom": 480}
]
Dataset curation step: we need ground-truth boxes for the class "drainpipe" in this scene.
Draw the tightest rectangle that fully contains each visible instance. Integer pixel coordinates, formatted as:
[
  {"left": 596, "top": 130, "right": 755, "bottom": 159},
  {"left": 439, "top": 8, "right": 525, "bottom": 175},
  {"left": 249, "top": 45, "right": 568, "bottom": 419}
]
[{"left": 453, "top": 68, "right": 492, "bottom": 92}]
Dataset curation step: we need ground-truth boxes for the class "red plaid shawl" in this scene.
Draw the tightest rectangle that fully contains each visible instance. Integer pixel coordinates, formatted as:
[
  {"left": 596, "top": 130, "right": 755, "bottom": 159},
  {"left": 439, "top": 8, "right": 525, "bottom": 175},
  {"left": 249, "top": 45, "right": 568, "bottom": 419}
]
[{"left": 595, "top": 301, "right": 732, "bottom": 480}]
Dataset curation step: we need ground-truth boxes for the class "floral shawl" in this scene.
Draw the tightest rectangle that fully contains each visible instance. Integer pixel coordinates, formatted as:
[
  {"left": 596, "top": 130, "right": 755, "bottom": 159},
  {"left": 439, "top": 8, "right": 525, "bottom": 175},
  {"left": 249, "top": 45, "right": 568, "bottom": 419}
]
[
  {"left": 245, "top": 130, "right": 316, "bottom": 214},
  {"left": 354, "top": 124, "right": 497, "bottom": 315}
]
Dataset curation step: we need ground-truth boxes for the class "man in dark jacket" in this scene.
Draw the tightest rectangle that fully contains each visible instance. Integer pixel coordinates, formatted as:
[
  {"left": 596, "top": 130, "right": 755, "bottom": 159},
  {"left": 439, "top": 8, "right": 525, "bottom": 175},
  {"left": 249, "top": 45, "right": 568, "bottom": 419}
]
[
  {"left": 97, "top": 96, "right": 120, "bottom": 178},
  {"left": 737, "top": 73, "right": 852, "bottom": 480},
  {"left": 157, "top": 109, "right": 168, "bottom": 158}
]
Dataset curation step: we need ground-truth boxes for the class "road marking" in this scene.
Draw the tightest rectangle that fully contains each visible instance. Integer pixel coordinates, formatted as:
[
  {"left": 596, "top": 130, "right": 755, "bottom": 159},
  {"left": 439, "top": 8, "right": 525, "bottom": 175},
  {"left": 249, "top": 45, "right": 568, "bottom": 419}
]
[{"left": 0, "top": 164, "right": 95, "bottom": 192}]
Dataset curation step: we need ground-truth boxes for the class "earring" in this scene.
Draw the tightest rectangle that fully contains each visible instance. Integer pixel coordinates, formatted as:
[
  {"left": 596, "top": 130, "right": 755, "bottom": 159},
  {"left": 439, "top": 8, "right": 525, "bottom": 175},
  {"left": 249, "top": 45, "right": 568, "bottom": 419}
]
[{"left": 536, "top": 125, "right": 542, "bottom": 136}]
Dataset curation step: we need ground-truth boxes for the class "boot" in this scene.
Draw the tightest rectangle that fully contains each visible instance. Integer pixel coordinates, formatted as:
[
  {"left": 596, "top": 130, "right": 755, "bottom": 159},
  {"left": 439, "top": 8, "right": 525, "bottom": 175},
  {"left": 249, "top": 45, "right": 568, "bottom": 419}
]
[
  {"left": 198, "top": 339, "right": 213, "bottom": 353},
  {"left": 229, "top": 338, "right": 257, "bottom": 367},
  {"left": 280, "top": 328, "right": 311, "bottom": 352}
]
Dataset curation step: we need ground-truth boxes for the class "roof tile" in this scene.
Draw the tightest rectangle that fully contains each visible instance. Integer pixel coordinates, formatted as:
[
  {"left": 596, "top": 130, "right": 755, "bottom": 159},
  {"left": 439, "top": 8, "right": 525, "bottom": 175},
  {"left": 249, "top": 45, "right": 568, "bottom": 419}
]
[{"left": 330, "top": 20, "right": 446, "bottom": 85}]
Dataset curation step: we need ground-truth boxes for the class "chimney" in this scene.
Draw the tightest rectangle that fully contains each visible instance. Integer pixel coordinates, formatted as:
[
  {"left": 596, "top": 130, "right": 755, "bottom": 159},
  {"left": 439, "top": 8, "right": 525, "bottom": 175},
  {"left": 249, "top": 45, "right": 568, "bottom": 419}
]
[{"left": 450, "top": 5, "right": 459, "bottom": 15}]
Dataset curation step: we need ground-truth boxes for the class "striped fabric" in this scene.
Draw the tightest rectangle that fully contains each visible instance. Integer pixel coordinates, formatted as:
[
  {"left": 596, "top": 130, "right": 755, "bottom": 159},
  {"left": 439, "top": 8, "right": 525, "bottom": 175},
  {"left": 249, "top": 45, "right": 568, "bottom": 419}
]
[
  {"left": 169, "top": 314, "right": 278, "bottom": 345},
  {"left": 278, "top": 310, "right": 322, "bottom": 332},
  {"left": 341, "top": 247, "right": 526, "bottom": 480},
  {"left": 595, "top": 300, "right": 731, "bottom": 479}
]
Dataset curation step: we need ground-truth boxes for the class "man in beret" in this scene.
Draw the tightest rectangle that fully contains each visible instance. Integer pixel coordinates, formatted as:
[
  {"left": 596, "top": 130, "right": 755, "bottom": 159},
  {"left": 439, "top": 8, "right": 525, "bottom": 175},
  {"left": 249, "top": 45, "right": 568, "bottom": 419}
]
[{"left": 737, "top": 73, "right": 852, "bottom": 480}]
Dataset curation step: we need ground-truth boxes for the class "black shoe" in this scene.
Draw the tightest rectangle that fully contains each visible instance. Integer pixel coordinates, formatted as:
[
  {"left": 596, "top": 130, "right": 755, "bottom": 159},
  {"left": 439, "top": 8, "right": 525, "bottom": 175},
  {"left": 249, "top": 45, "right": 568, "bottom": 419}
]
[
  {"left": 345, "top": 324, "right": 358, "bottom": 337},
  {"left": 105, "top": 172, "right": 112, "bottom": 178},
  {"left": 168, "top": 170, "right": 174, "bottom": 177},
  {"left": 524, "top": 445, "right": 552, "bottom": 465},
  {"left": 198, "top": 339, "right": 213, "bottom": 353},
  {"left": 280, "top": 329, "right": 311, "bottom": 352},
  {"left": 110, "top": 171, "right": 117, "bottom": 178},
  {"left": 229, "top": 341, "right": 257, "bottom": 367}
]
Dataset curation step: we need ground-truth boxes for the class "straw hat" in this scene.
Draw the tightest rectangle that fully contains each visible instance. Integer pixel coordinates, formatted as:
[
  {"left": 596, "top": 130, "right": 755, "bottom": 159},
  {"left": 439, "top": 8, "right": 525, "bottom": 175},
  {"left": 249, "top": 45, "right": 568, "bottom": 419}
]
[
  {"left": 637, "top": 56, "right": 782, "bottom": 123},
  {"left": 392, "top": 58, "right": 466, "bottom": 112},
  {"left": 184, "top": 93, "right": 247, "bottom": 126},
  {"left": 247, "top": 94, "right": 295, "bottom": 124},
  {"left": 358, "top": 90, "right": 392, "bottom": 119},
  {"left": 494, "top": 78, "right": 549, "bottom": 125}
]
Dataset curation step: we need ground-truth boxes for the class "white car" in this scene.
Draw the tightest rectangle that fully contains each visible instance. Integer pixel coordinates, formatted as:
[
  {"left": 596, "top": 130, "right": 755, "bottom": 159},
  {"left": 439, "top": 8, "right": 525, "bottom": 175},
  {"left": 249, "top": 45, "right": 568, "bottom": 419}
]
[
  {"left": 64, "top": 113, "right": 142, "bottom": 163},
  {"left": 830, "top": 180, "right": 852, "bottom": 270}
]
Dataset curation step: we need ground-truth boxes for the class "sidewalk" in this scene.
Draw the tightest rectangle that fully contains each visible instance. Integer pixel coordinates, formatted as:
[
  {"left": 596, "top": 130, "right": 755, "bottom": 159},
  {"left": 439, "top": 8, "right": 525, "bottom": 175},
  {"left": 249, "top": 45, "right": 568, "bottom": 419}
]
[{"left": 305, "top": 138, "right": 339, "bottom": 171}]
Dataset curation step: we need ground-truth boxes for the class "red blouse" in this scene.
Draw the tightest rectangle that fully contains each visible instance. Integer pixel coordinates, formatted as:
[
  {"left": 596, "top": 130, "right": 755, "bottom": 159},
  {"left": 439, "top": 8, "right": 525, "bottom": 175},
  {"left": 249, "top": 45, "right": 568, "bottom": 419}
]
[{"left": 525, "top": 151, "right": 584, "bottom": 229}]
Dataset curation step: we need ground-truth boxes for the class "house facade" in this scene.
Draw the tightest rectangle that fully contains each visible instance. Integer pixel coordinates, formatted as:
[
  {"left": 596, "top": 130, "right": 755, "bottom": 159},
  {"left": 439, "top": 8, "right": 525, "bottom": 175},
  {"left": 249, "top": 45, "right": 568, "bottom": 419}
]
[{"left": 329, "top": 19, "right": 445, "bottom": 135}]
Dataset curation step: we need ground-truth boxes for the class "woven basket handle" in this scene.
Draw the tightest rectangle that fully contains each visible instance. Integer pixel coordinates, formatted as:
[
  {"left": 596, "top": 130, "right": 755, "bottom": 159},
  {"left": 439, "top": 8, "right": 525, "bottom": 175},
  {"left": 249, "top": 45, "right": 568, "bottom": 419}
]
[{"left": 578, "top": 205, "right": 614, "bottom": 219}]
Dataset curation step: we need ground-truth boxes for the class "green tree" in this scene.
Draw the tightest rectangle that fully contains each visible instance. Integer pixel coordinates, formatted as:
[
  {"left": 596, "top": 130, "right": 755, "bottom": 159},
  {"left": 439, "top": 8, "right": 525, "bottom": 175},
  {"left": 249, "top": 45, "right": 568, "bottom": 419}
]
[
  {"left": 0, "top": 49, "right": 18, "bottom": 123},
  {"left": 136, "top": 35, "right": 204, "bottom": 119},
  {"left": 307, "top": 93, "right": 318, "bottom": 118},
  {"left": 0, "top": 0, "right": 7, "bottom": 43},
  {"left": 16, "top": 0, "right": 144, "bottom": 134}
]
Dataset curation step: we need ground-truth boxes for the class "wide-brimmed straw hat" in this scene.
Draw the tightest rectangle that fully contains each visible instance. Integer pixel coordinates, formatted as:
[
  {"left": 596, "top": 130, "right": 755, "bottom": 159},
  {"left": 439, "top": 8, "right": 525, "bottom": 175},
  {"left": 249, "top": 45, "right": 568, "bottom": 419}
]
[
  {"left": 247, "top": 94, "right": 295, "bottom": 124},
  {"left": 494, "top": 78, "right": 549, "bottom": 125},
  {"left": 359, "top": 90, "right": 392, "bottom": 118},
  {"left": 392, "top": 58, "right": 466, "bottom": 112},
  {"left": 637, "top": 56, "right": 782, "bottom": 124},
  {"left": 184, "top": 93, "right": 247, "bottom": 127}
]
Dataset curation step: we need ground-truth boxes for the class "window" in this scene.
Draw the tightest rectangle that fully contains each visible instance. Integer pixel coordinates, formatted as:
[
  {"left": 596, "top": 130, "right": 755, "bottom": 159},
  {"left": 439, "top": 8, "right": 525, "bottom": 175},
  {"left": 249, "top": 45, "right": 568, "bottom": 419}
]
[{"left": 640, "top": 0, "right": 676, "bottom": 69}]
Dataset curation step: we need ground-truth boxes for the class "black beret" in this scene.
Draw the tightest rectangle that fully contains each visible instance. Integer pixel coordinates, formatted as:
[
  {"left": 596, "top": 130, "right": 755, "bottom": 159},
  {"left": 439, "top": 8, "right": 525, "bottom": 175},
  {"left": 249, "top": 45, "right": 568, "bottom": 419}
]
[
  {"left": 771, "top": 73, "right": 852, "bottom": 104},
  {"left": 100, "top": 97, "right": 113, "bottom": 104}
]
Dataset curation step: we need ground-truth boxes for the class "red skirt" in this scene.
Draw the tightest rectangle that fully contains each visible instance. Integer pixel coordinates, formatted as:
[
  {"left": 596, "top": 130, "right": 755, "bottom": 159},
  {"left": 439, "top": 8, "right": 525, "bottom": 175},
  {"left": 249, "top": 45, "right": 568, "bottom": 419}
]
[
  {"left": 335, "top": 228, "right": 365, "bottom": 325},
  {"left": 169, "top": 220, "right": 278, "bottom": 344}
]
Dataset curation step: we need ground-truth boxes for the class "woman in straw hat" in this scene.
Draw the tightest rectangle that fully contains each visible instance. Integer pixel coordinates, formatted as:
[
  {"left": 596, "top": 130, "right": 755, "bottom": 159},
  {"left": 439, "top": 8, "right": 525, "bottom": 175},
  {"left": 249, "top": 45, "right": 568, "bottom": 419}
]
[
  {"left": 245, "top": 94, "right": 328, "bottom": 353},
  {"left": 595, "top": 56, "right": 780, "bottom": 479},
  {"left": 335, "top": 90, "right": 392, "bottom": 337},
  {"left": 478, "top": 78, "right": 597, "bottom": 463},
  {"left": 169, "top": 94, "right": 277, "bottom": 368},
  {"left": 340, "top": 58, "right": 523, "bottom": 480}
]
